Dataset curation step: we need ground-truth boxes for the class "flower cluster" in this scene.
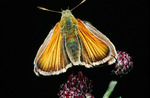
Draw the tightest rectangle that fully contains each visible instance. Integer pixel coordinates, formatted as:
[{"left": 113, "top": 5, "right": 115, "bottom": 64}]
[
  {"left": 112, "top": 51, "right": 133, "bottom": 77},
  {"left": 58, "top": 71, "right": 94, "bottom": 98}
]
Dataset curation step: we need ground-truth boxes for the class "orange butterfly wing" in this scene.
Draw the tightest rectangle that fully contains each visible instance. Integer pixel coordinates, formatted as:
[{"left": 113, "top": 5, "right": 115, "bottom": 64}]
[
  {"left": 34, "top": 22, "right": 71, "bottom": 76},
  {"left": 82, "top": 20, "right": 117, "bottom": 65},
  {"left": 77, "top": 19, "right": 112, "bottom": 67}
]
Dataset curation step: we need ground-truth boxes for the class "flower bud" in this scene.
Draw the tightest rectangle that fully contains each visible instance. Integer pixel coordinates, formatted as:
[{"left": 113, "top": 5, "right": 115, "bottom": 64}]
[
  {"left": 112, "top": 51, "right": 133, "bottom": 77},
  {"left": 58, "top": 71, "right": 94, "bottom": 98}
]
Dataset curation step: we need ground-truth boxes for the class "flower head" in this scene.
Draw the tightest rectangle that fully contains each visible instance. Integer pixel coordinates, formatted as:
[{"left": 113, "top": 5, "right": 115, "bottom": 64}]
[
  {"left": 112, "top": 51, "right": 133, "bottom": 77},
  {"left": 58, "top": 71, "right": 94, "bottom": 98}
]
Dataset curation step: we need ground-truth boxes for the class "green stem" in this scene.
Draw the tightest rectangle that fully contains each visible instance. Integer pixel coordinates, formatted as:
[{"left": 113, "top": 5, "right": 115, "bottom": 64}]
[{"left": 102, "top": 80, "right": 118, "bottom": 98}]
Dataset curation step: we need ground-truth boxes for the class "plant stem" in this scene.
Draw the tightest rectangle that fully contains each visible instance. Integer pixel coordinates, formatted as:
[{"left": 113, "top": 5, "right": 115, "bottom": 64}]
[{"left": 102, "top": 80, "right": 118, "bottom": 98}]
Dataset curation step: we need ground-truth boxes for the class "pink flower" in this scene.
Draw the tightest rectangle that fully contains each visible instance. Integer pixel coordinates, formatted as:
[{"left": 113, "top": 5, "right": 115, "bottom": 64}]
[
  {"left": 112, "top": 51, "right": 133, "bottom": 77},
  {"left": 58, "top": 71, "right": 94, "bottom": 98}
]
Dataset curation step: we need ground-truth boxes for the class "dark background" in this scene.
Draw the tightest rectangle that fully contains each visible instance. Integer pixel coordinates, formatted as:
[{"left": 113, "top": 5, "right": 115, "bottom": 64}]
[{"left": 1, "top": 0, "right": 149, "bottom": 97}]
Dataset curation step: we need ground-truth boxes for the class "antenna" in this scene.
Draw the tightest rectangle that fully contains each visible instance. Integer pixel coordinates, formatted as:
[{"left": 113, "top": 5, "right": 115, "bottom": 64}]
[
  {"left": 71, "top": 0, "right": 86, "bottom": 11},
  {"left": 37, "top": 6, "right": 61, "bottom": 13}
]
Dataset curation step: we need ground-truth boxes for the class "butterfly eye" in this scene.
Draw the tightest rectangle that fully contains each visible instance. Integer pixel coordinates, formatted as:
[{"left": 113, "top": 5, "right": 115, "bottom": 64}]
[{"left": 66, "top": 11, "right": 69, "bottom": 13}]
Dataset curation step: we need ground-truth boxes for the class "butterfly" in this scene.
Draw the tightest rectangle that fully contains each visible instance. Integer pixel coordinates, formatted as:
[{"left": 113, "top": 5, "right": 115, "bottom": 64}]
[{"left": 34, "top": 0, "right": 117, "bottom": 76}]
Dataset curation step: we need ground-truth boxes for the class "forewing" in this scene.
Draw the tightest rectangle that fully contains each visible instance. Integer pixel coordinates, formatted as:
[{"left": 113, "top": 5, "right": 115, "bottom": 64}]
[
  {"left": 34, "top": 22, "right": 72, "bottom": 76},
  {"left": 77, "top": 19, "right": 111, "bottom": 67}
]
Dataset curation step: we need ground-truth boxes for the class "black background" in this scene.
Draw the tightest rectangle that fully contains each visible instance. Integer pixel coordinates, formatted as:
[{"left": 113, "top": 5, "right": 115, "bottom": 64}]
[{"left": 1, "top": 0, "right": 149, "bottom": 97}]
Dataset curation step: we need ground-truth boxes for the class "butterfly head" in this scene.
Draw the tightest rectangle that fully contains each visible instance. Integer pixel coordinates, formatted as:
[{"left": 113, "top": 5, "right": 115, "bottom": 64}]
[
  {"left": 61, "top": 9, "right": 74, "bottom": 20},
  {"left": 60, "top": 9, "right": 77, "bottom": 27},
  {"left": 61, "top": 9, "right": 74, "bottom": 18},
  {"left": 61, "top": 10, "right": 72, "bottom": 16}
]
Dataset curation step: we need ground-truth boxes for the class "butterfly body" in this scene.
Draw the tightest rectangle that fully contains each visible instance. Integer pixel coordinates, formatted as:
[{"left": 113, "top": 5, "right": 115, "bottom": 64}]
[
  {"left": 60, "top": 10, "right": 80, "bottom": 65},
  {"left": 34, "top": 9, "right": 117, "bottom": 76}
]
